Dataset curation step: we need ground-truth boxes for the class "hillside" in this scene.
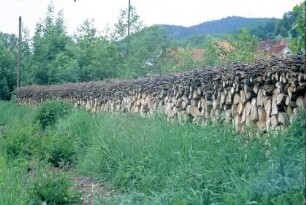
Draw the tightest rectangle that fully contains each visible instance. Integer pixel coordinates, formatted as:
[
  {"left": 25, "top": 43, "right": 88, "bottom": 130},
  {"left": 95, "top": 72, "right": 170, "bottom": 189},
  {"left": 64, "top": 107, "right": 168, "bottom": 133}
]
[{"left": 160, "top": 16, "right": 280, "bottom": 39}]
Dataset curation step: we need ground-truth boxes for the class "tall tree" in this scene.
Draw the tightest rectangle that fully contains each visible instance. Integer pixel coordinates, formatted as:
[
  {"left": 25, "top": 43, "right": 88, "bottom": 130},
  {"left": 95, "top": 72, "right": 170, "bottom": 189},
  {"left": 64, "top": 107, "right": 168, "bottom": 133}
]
[
  {"left": 31, "top": 3, "right": 79, "bottom": 84},
  {"left": 120, "top": 26, "right": 169, "bottom": 77},
  {"left": 289, "top": 2, "right": 305, "bottom": 53},
  {"left": 112, "top": 5, "right": 143, "bottom": 41},
  {"left": 0, "top": 32, "right": 17, "bottom": 100},
  {"left": 75, "top": 19, "right": 121, "bottom": 81}
]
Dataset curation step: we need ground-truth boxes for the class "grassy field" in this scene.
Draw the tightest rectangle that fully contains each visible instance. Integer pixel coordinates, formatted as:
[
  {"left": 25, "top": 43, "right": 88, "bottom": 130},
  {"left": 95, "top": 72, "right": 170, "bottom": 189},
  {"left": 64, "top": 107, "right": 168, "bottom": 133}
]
[{"left": 0, "top": 100, "right": 304, "bottom": 204}]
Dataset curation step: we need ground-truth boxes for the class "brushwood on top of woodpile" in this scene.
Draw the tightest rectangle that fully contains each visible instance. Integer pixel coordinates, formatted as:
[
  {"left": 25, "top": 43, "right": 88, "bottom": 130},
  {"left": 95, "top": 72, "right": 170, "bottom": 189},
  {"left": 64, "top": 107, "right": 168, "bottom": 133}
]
[
  {"left": 17, "top": 55, "right": 305, "bottom": 131},
  {"left": 17, "top": 55, "right": 305, "bottom": 101}
]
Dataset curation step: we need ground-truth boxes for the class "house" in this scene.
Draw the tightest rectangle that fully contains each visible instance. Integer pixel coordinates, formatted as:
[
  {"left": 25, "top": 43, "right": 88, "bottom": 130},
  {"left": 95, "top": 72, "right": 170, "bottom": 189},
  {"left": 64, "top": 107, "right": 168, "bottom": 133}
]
[{"left": 259, "top": 39, "right": 290, "bottom": 58}]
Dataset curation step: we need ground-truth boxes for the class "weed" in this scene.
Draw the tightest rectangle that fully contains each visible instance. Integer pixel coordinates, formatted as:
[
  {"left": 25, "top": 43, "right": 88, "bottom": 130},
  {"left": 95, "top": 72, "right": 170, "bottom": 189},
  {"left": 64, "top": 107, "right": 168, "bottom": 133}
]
[
  {"left": 0, "top": 121, "right": 40, "bottom": 160},
  {"left": 28, "top": 170, "right": 81, "bottom": 205},
  {"left": 34, "top": 100, "right": 72, "bottom": 130},
  {"left": 40, "top": 133, "right": 76, "bottom": 167},
  {"left": 0, "top": 154, "right": 30, "bottom": 204},
  {"left": 0, "top": 101, "right": 304, "bottom": 204}
]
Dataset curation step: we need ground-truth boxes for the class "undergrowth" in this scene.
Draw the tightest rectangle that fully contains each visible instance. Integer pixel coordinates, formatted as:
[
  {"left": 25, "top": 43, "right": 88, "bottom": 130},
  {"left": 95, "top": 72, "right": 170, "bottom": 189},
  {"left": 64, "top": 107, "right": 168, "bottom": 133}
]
[{"left": 0, "top": 100, "right": 304, "bottom": 204}]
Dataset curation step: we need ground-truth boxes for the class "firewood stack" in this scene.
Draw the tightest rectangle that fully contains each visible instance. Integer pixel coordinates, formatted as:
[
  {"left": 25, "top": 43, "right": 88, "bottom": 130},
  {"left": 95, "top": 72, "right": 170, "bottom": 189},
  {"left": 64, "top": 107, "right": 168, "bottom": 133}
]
[{"left": 17, "top": 55, "right": 305, "bottom": 131}]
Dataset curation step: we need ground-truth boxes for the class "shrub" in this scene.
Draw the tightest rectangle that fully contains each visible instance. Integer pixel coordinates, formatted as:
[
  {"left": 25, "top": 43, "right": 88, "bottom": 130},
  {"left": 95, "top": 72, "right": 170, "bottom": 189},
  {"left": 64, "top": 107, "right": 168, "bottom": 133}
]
[
  {"left": 0, "top": 78, "right": 11, "bottom": 101},
  {"left": 34, "top": 100, "right": 72, "bottom": 130},
  {"left": 40, "top": 133, "right": 76, "bottom": 167},
  {"left": 0, "top": 121, "right": 40, "bottom": 159},
  {"left": 28, "top": 171, "right": 81, "bottom": 205}
]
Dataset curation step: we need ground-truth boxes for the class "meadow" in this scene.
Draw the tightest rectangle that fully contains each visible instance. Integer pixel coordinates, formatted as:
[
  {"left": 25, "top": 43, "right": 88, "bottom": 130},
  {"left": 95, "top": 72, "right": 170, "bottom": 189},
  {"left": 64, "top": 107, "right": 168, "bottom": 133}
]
[{"left": 0, "top": 100, "right": 304, "bottom": 204}]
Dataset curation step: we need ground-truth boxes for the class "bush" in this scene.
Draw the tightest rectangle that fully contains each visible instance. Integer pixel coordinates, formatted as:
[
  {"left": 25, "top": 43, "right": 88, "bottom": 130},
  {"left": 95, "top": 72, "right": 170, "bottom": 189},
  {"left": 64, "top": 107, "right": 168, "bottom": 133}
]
[
  {"left": 28, "top": 171, "right": 81, "bottom": 205},
  {"left": 41, "top": 133, "right": 76, "bottom": 167},
  {"left": 34, "top": 100, "right": 72, "bottom": 130},
  {"left": 0, "top": 78, "right": 11, "bottom": 101},
  {"left": 0, "top": 121, "right": 40, "bottom": 159}
]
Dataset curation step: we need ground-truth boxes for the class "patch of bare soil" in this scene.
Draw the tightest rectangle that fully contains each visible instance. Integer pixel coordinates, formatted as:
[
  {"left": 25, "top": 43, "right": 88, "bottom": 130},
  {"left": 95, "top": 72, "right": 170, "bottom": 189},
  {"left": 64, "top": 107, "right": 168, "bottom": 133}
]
[{"left": 72, "top": 176, "right": 115, "bottom": 204}]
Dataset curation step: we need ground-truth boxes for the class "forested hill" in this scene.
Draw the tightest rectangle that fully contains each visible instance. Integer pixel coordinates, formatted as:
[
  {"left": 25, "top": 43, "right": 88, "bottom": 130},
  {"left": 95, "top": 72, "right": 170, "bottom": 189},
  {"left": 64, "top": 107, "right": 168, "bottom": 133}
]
[{"left": 160, "top": 16, "right": 279, "bottom": 39}]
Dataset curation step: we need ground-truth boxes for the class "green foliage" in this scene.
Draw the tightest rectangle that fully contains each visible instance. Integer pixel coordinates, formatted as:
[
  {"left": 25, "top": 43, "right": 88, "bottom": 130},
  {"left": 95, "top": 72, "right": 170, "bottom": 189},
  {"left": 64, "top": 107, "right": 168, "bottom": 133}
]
[
  {"left": 289, "top": 2, "right": 305, "bottom": 53},
  {"left": 249, "top": 19, "right": 280, "bottom": 40},
  {"left": 0, "top": 101, "right": 34, "bottom": 126},
  {"left": 0, "top": 155, "right": 30, "bottom": 204},
  {"left": 119, "top": 26, "right": 169, "bottom": 77},
  {"left": 0, "top": 101, "right": 304, "bottom": 204},
  {"left": 34, "top": 100, "right": 72, "bottom": 130},
  {"left": 192, "top": 29, "right": 261, "bottom": 67},
  {"left": 40, "top": 133, "right": 76, "bottom": 167},
  {"left": 0, "top": 32, "right": 17, "bottom": 100},
  {"left": 112, "top": 5, "right": 144, "bottom": 41},
  {"left": 31, "top": 4, "right": 79, "bottom": 85},
  {"left": 0, "top": 102, "right": 81, "bottom": 204},
  {"left": 0, "top": 78, "right": 11, "bottom": 100},
  {"left": 0, "top": 121, "right": 40, "bottom": 159},
  {"left": 51, "top": 109, "right": 97, "bottom": 157},
  {"left": 77, "top": 112, "right": 304, "bottom": 204},
  {"left": 227, "top": 28, "right": 262, "bottom": 63},
  {"left": 0, "top": 2, "right": 304, "bottom": 86},
  {"left": 28, "top": 170, "right": 81, "bottom": 205}
]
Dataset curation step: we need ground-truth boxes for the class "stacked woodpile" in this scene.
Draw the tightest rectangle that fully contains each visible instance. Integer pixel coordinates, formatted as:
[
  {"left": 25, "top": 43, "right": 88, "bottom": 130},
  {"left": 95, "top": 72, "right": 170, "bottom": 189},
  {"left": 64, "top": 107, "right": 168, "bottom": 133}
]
[{"left": 17, "top": 55, "right": 305, "bottom": 131}]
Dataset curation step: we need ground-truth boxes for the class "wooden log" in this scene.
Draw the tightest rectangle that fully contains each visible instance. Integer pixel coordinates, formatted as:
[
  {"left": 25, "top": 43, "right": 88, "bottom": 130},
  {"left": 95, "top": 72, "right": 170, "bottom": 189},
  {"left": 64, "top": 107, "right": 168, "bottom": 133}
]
[
  {"left": 256, "top": 89, "right": 265, "bottom": 106},
  {"left": 234, "top": 114, "right": 243, "bottom": 131},
  {"left": 182, "top": 100, "right": 189, "bottom": 110},
  {"left": 278, "top": 112, "right": 289, "bottom": 126},
  {"left": 271, "top": 97, "right": 278, "bottom": 115},
  {"left": 258, "top": 107, "right": 267, "bottom": 122},
  {"left": 275, "top": 93, "right": 286, "bottom": 105},
  {"left": 296, "top": 96, "right": 305, "bottom": 108},
  {"left": 253, "top": 84, "right": 259, "bottom": 94},
  {"left": 241, "top": 101, "right": 252, "bottom": 123},
  {"left": 213, "top": 100, "right": 220, "bottom": 109},
  {"left": 224, "top": 109, "right": 232, "bottom": 122},
  {"left": 233, "top": 93, "right": 240, "bottom": 105},
  {"left": 220, "top": 92, "right": 226, "bottom": 106},
  {"left": 192, "top": 89, "right": 200, "bottom": 100},
  {"left": 264, "top": 98, "right": 272, "bottom": 116},
  {"left": 270, "top": 115, "right": 278, "bottom": 129},
  {"left": 191, "top": 99, "right": 198, "bottom": 107},
  {"left": 232, "top": 104, "right": 238, "bottom": 116},
  {"left": 225, "top": 92, "right": 232, "bottom": 105},
  {"left": 237, "top": 102, "right": 244, "bottom": 115}
]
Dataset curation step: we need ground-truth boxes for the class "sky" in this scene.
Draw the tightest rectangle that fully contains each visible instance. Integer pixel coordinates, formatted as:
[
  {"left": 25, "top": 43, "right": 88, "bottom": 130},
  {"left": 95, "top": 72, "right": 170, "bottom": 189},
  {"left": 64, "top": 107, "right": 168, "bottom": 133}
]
[{"left": 0, "top": 0, "right": 303, "bottom": 36}]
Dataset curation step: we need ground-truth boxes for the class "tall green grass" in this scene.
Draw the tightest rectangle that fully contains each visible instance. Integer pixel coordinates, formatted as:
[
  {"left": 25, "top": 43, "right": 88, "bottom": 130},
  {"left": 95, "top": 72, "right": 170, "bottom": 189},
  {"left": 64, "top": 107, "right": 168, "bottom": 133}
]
[
  {"left": 0, "top": 154, "right": 30, "bottom": 204},
  {"left": 55, "top": 109, "right": 305, "bottom": 204},
  {"left": 0, "top": 100, "right": 305, "bottom": 204},
  {"left": 0, "top": 101, "right": 34, "bottom": 126},
  {"left": 0, "top": 101, "right": 81, "bottom": 204}
]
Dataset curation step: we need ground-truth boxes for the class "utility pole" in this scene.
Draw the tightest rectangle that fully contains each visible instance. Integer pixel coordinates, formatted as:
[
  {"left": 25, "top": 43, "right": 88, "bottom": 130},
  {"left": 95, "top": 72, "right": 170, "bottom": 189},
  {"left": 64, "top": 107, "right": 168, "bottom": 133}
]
[
  {"left": 17, "top": 16, "right": 22, "bottom": 88},
  {"left": 127, "top": 0, "right": 131, "bottom": 37},
  {"left": 126, "top": 0, "right": 131, "bottom": 56}
]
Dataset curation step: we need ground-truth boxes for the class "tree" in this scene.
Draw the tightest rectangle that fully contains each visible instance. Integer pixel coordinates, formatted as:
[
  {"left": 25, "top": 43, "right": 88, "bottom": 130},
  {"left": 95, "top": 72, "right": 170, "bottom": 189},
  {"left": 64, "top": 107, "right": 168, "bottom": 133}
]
[
  {"left": 227, "top": 28, "right": 261, "bottom": 63},
  {"left": 75, "top": 19, "right": 121, "bottom": 81},
  {"left": 121, "top": 26, "right": 169, "bottom": 77},
  {"left": 30, "top": 3, "right": 79, "bottom": 84},
  {"left": 112, "top": 5, "right": 144, "bottom": 41},
  {"left": 289, "top": 2, "right": 305, "bottom": 53},
  {"left": 0, "top": 32, "right": 17, "bottom": 100},
  {"left": 111, "top": 5, "right": 172, "bottom": 78},
  {"left": 200, "top": 29, "right": 261, "bottom": 67}
]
